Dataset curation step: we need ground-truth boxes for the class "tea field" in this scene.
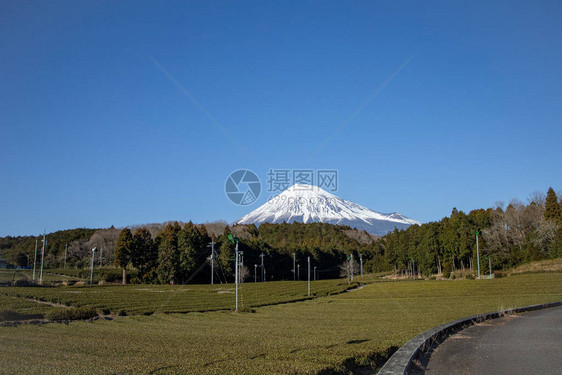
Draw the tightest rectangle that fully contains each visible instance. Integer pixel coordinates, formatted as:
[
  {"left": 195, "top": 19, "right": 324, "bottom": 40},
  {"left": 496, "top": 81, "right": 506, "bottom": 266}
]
[
  {"left": 0, "top": 278, "right": 357, "bottom": 317},
  {"left": 1, "top": 272, "right": 561, "bottom": 374}
]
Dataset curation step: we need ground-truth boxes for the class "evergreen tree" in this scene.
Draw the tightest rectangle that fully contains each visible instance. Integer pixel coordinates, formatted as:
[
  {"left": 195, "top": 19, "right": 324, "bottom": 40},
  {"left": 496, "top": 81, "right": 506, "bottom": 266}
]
[
  {"left": 544, "top": 187, "right": 561, "bottom": 224},
  {"left": 131, "top": 228, "right": 157, "bottom": 283},
  {"left": 114, "top": 228, "right": 133, "bottom": 285},
  {"left": 178, "top": 222, "right": 202, "bottom": 282},
  {"left": 157, "top": 224, "right": 180, "bottom": 284},
  {"left": 218, "top": 239, "right": 234, "bottom": 279}
]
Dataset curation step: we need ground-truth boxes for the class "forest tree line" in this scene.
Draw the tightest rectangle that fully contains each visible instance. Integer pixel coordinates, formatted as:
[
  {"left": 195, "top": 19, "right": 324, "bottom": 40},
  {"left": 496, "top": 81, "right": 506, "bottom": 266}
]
[
  {"left": 1, "top": 187, "right": 561, "bottom": 283},
  {"left": 365, "top": 187, "right": 562, "bottom": 276}
]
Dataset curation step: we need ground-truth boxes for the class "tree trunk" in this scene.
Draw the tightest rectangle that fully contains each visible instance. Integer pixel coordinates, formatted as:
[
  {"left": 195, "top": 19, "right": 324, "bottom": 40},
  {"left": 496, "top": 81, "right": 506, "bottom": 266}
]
[
  {"left": 122, "top": 268, "right": 126, "bottom": 285},
  {"left": 438, "top": 256, "right": 442, "bottom": 274}
]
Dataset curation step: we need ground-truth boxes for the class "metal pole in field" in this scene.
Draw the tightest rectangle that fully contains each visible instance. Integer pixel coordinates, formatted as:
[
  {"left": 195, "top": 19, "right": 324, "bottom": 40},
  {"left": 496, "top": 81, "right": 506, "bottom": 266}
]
[
  {"left": 476, "top": 231, "right": 481, "bottom": 279},
  {"left": 235, "top": 240, "right": 239, "bottom": 311},
  {"left": 411, "top": 257, "right": 415, "bottom": 280},
  {"left": 211, "top": 241, "right": 215, "bottom": 285},
  {"left": 64, "top": 243, "right": 68, "bottom": 269},
  {"left": 307, "top": 257, "right": 310, "bottom": 296},
  {"left": 292, "top": 252, "right": 296, "bottom": 281},
  {"left": 350, "top": 254, "right": 354, "bottom": 282},
  {"left": 207, "top": 241, "right": 216, "bottom": 285},
  {"left": 297, "top": 264, "right": 300, "bottom": 280},
  {"left": 90, "top": 247, "right": 96, "bottom": 287},
  {"left": 260, "top": 252, "right": 265, "bottom": 282},
  {"left": 33, "top": 239, "right": 38, "bottom": 281},
  {"left": 487, "top": 256, "right": 492, "bottom": 278},
  {"left": 254, "top": 264, "right": 257, "bottom": 282},
  {"left": 239, "top": 251, "right": 244, "bottom": 284},
  {"left": 359, "top": 254, "right": 363, "bottom": 278},
  {"left": 39, "top": 231, "right": 46, "bottom": 284},
  {"left": 227, "top": 234, "right": 239, "bottom": 311}
]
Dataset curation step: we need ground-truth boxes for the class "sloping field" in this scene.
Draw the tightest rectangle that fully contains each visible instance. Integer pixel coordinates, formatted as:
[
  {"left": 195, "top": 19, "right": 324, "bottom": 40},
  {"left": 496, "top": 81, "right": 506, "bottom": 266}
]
[{"left": 1, "top": 273, "right": 561, "bottom": 374}]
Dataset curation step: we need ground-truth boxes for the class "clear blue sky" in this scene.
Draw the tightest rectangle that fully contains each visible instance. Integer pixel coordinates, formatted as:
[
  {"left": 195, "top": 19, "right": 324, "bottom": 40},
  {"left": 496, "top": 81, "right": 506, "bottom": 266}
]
[{"left": 1, "top": 1, "right": 561, "bottom": 236}]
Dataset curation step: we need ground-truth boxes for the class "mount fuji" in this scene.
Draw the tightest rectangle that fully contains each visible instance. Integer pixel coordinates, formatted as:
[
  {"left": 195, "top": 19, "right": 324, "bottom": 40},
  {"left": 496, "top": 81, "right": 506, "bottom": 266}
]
[{"left": 236, "top": 184, "right": 421, "bottom": 236}]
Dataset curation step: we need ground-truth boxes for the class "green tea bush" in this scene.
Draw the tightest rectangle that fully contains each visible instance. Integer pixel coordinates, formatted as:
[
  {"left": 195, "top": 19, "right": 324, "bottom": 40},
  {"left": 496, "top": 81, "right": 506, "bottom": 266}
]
[{"left": 45, "top": 307, "right": 98, "bottom": 321}]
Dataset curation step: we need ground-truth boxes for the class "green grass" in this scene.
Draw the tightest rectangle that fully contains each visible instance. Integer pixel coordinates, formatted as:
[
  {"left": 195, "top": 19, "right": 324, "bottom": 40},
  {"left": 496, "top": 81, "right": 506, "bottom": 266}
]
[{"left": 1, "top": 273, "right": 561, "bottom": 374}]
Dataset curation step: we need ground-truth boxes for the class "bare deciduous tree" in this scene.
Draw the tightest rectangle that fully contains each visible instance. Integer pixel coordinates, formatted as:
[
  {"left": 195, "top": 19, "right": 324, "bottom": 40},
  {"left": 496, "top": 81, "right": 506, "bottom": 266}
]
[
  {"left": 239, "top": 265, "right": 249, "bottom": 283},
  {"left": 484, "top": 198, "right": 546, "bottom": 261},
  {"left": 339, "top": 258, "right": 359, "bottom": 283},
  {"left": 86, "top": 228, "right": 120, "bottom": 265},
  {"left": 532, "top": 219, "right": 558, "bottom": 253},
  {"left": 204, "top": 221, "right": 228, "bottom": 239}
]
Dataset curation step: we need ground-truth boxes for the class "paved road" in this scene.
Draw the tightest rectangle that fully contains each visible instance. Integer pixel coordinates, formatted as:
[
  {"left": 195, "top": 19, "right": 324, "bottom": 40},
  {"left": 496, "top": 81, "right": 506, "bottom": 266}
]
[{"left": 425, "top": 306, "right": 562, "bottom": 375}]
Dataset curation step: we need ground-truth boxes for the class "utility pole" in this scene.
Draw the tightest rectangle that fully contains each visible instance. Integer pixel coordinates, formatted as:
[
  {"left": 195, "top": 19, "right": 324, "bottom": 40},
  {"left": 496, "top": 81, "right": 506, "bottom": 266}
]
[
  {"left": 254, "top": 264, "right": 257, "bottom": 282},
  {"left": 307, "top": 257, "right": 311, "bottom": 297},
  {"left": 90, "top": 247, "right": 97, "bottom": 287},
  {"left": 208, "top": 241, "right": 216, "bottom": 285},
  {"left": 64, "top": 243, "right": 68, "bottom": 269},
  {"left": 359, "top": 254, "right": 363, "bottom": 278},
  {"left": 260, "top": 252, "right": 265, "bottom": 282},
  {"left": 476, "top": 231, "right": 481, "bottom": 279},
  {"left": 235, "top": 239, "right": 239, "bottom": 311},
  {"left": 411, "top": 257, "right": 415, "bottom": 280},
  {"left": 292, "top": 253, "right": 296, "bottom": 281},
  {"left": 239, "top": 251, "right": 244, "bottom": 284},
  {"left": 228, "top": 234, "right": 239, "bottom": 312},
  {"left": 350, "top": 254, "right": 354, "bottom": 282},
  {"left": 39, "top": 231, "right": 46, "bottom": 284},
  {"left": 33, "top": 239, "right": 38, "bottom": 281},
  {"left": 297, "top": 264, "right": 300, "bottom": 280},
  {"left": 314, "top": 266, "right": 317, "bottom": 281}
]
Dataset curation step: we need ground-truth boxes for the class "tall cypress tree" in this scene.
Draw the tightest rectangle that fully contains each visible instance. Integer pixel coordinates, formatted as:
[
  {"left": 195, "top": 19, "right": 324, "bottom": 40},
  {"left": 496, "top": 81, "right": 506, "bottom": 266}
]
[
  {"left": 218, "top": 239, "right": 234, "bottom": 279},
  {"left": 131, "top": 228, "right": 157, "bottom": 283},
  {"left": 178, "top": 222, "right": 201, "bottom": 282},
  {"left": 544, "top": 187, "right": 561, "bottom": 224},
  {"left": 114, "top": 228, "right": 133, "bottom": 285},
  {"left": 157, "top": 224, "right": 180, "bottom": 284}
]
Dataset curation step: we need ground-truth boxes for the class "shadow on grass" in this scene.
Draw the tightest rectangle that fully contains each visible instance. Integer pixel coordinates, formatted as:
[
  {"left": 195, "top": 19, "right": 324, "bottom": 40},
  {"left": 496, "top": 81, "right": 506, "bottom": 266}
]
[{"left": 318, "top": 345, "right": 399, "bottom": 375}]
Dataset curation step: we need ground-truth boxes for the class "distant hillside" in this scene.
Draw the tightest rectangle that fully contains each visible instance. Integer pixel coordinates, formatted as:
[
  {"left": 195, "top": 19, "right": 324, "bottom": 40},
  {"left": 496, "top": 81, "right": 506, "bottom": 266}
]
[{"left": 0, "top": 228, "right": 99, "bottom": 268}]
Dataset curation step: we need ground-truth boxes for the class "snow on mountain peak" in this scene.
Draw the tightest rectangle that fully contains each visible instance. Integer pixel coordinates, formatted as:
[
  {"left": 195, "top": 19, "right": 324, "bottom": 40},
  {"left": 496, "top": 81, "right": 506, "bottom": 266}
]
[{"left": 236, "top": 185, "right": 420, "bottom": 236}]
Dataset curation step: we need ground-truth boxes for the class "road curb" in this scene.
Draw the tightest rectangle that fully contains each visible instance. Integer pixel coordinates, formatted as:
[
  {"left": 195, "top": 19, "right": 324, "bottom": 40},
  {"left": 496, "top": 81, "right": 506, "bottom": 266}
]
[{"left": 377, "top": 301, "right": 562, "bottom": 375}]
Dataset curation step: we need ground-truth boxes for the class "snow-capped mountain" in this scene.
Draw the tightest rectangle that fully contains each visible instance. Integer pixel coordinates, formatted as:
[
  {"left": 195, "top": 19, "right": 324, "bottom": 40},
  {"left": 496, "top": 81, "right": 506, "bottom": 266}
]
[{"left": 236, "top": 184, "right": 421, "bottom": 236}]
